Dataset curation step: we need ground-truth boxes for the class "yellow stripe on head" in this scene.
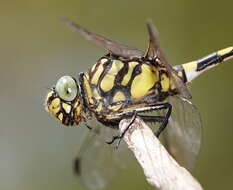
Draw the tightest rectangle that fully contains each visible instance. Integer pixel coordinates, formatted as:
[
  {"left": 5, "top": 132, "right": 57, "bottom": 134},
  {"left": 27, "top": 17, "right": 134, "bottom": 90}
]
[
  {"left": 48, "top": 98, "right": 61, "bottom": 115},
  {"left": 45, "top": 86, "right": 83, "bottom": 126},
  {"left": 58, "top": 113, "right": 63, "bottom": 121},
  {"left": 62, "top": 103, "right": 71, "bottom": 114}
]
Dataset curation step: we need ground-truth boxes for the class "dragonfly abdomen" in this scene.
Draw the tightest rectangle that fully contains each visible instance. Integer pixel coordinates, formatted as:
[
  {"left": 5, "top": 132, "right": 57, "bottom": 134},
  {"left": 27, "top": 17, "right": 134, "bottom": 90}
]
[{"left": 175, "top": 47, "right": 233, "bottom": 83}]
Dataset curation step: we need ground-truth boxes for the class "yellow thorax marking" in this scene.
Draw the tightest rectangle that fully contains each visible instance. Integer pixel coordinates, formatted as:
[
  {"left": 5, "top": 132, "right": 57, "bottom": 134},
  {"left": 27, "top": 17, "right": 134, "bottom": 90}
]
[
  {"left": 100, "top": 58, "right": 108, "bottom": 64},
  {"left": 160, "top": 74, "right": 170, "bottom": 92},
  {"left": 91, "top": 62, "right": 104, "bottom": 85},
  {"left": 91, "top": 58, "right": 108, "bottom": 72},
  {"left": 113, "top": 91, "right": 125, "bottom": 102},
  {"left": 95, "top": 102, "right": 103, "bottom": 112},
  {"left": 92, "top": 88, "right": 101, "bottom": 100},
  {"left": 84, "top": 74, "right": 94, "bottom": 104},
  {"left": 108, "top": 104, "right": 122, "bottom": 111},
  {"left": 121, "top": 61, "right": 138, "bottom": 85},
  {"left": 131, "top": 64, "right": 157, "bottom": 99},
  {"left": 100, "top": 60, "right": 124, "bottom": 92}
]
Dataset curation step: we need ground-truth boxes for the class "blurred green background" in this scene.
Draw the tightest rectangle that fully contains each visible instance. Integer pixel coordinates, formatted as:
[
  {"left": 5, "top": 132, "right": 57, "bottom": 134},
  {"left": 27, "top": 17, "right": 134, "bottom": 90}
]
[{"left": 0, "top": 0, "right": 233, "bottom": 190}]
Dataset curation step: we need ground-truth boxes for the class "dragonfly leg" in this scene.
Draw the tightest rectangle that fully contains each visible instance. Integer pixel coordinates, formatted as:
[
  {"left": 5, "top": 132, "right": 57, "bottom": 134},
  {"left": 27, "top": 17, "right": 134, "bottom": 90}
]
[
  {"left": 106, "top": 102, "right": 172, "bottom": 146},
  {"left": 133, "top": 103, "right": 172, "bottom": 137},
  {"left": 106, "top": 111, "right": 137, "bottom": 148},
  {"left": 138, "top": 115, "right": 165, "bottom": 122},
  {"left": 154, "top": 102, "right": 172, "bottom": 137},
  {"left": 120, "top": 102, "right": 172, "bottom": 137},
  {"left": 84, "top": 124, "right": 92, "bottom": 130}
]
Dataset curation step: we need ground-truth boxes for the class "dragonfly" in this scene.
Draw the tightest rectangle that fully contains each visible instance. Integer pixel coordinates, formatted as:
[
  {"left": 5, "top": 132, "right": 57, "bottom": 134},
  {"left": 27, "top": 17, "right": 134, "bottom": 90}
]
[{"left": 45, "top": 17, "right": 233, "bottom": 190}]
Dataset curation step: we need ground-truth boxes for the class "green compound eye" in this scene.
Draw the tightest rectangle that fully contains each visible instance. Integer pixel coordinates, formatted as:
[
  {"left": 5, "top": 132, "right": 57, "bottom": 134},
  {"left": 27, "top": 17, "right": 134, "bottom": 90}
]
[{"left": 55, "top": 76, "right": 77, "bottom": 101}]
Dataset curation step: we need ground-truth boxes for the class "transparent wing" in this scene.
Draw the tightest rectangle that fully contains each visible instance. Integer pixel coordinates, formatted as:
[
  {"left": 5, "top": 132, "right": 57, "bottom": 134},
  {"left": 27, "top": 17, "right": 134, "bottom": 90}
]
[
  {"left": 61, "top": 17, "right": 144, "bottom": 59},
  {"left": 73, "top": 96, "right": 201, "bottom": 189},
  {"left": 163, "top": 96, "right": 202, "bottom": 171},
  {"left": 74, "top": 118, "right": 132, "bottom": 190}
]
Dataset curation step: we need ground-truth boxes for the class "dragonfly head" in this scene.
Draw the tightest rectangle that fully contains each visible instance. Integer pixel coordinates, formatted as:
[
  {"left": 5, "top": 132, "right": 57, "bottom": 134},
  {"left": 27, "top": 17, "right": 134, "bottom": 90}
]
[{"left": 45, "top": 76, "right": 83, "bottom": 126}]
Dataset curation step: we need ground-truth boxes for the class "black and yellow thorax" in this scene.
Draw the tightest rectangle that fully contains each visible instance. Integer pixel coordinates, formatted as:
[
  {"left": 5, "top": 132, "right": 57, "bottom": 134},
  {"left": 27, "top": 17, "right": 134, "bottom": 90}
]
[{"left": 82, "top": 55, "right": 177, "bottom": 120}]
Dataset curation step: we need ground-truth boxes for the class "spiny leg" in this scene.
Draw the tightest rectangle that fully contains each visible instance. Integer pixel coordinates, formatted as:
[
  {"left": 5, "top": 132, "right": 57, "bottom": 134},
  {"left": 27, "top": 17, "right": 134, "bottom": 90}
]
[
  {"left": 134, "top": 103, "right": 172, "bottom": 137},
  {"left": 106, "top": 111, "right": 137, "bottom": 148},
  {"left": 115, "top": 112, "right": 171, "bottom": 147},
  {"left": 153, "top": 103, "right": 172, "bottom": 137},
  {"left": 84, "top": 124, "right": 92, "bottom": 130},
  {"left": 106, "top": 103, "right": 172, "bottom": 147},
  {"left": 124, "top": 103, "right": 172, "bottom": 137}
]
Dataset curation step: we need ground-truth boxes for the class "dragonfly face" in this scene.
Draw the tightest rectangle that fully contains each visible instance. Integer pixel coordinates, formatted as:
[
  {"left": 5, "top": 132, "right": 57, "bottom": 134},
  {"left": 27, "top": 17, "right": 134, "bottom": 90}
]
[{"left": 45, "top": 76, "right": 83, "bottom": 126}]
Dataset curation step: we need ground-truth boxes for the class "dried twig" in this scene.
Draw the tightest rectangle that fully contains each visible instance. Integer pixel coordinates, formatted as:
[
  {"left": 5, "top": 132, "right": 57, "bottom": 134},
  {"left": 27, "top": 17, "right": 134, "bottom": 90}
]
[{"left": 119, "top": 118, "right": 203, "bottom": 190}]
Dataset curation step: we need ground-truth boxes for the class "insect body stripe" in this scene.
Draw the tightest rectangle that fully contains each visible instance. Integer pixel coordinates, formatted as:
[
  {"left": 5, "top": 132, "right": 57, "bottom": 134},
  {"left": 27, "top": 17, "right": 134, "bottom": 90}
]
[
  {"left": 121, "top": 62, "right": 138, "bottom": 86},
  {"left": 176, "top": 47, "right": 233, "bottom": 82},
  {"left": 100, "top": 60, "right": 124, "bottom": 92},
  {"left": 130, "top": 64, "right": 157, "bottom": 99},
  {"left": 196, "top": 52, "right": 221, "bottom": 71},
  {"left": 218, "top": 47, "right": 233, "bottom": 61},
  {"left": 91, "top": 63, "right": 104, "bottom": 85}
]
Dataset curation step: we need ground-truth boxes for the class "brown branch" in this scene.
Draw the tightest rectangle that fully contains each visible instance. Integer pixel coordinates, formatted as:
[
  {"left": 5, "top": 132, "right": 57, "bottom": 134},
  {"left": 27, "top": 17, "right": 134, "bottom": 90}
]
[{"left": 119, "top": 118, "right": 203, "bottom": 190}]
